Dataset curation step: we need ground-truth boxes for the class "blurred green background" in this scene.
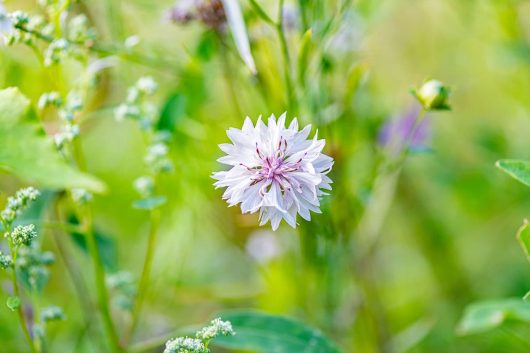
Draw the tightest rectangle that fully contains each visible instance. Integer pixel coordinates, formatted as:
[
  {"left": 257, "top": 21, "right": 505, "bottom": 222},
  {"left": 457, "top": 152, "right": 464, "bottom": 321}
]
[{"left": 2, "top": 0, "right": 530, "bottom": 352}]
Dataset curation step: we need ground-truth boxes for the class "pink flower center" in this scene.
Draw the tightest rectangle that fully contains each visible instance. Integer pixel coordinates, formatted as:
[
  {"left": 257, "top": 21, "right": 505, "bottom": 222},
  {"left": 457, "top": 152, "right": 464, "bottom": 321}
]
[{"left": 246, "top": 137, "right": 303, "bottom": 193}]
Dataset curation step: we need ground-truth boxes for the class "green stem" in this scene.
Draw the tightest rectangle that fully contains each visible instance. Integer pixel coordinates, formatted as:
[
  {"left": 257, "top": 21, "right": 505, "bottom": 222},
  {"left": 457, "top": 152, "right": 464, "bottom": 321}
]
[
  {"left": 352, "top": 108, "right": 428, "bottom": 353},
  {"left": 246, "top": 0, "right": 296, "bottom": 112},
  {"left": 84, "top": 207, "right": 123, "bottom": 353},
  {"left": 219, "top": 37, "right": 243, "bottom": 117},
  {"left": 13, "top": 25, "right": 178, "bottom": 75},
  {"left": 9, "top": 241, "right": 38, "bottom": 353},
  {"left": 50, "top": 198, "right": 106, "bottom": 352},
  {"left": 247, "top": 0, "right": 276, "bottom": 25},
  {"left": 275, "top": 0, "right": 296, "bottom": 112},
  {"left": 123, "top": 209, "right": 161, "bottom": 345}
]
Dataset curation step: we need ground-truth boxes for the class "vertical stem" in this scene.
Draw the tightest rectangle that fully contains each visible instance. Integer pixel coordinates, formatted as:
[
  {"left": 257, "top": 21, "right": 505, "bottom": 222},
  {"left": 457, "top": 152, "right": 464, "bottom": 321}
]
[
  {"left": 352, "top": 108, "right": 428, "bottom": 353},
  {"left": 51, "top": 197, "right": 107, "bottom": 352},
  {"left": 8, "top": 241, "right": 38, "bottom": 353},
  {"left": 276, "top": 0, "right": 296, "bottom": 113},
  {"left": 219, "top": 37, "right": 243, "bottom": 117},
  {"left": 72, "top": 130, "right": 121, "bottom": 352},
  {"left": 123, "top": 209, "right": 161, "bottom": 345},
  {"left": 84, "top": 207, "right": 123, "bottom": 353}
]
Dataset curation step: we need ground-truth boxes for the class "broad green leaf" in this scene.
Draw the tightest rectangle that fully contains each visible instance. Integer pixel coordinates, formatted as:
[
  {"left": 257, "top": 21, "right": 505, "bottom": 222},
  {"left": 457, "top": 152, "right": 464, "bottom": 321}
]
[
  {"left": 524, "top": 291, "right": 530, "bottom": 301},
  {"left": 457, "top": 299, "right": 530, "bottom": 335},
  {"left": 221, "top": 0, "right": 257, "bottom": 74},
  {"left": 6, "top": 296, "right": 21, "bottom": 311},
  {"left": 0, "top": 88, "right": 105, "bottom": 192},
  {"left": 132, "top": 196, "right": 167, "bottom": 210},
  {"left": 517, "top": 219, "right": 530, "bottom": 262},
  {"left": 213, "top": 310, "right": 342, "bottom": 353},
  {"left": 496, "top": 159, "right": 530, "bottom": 187}
]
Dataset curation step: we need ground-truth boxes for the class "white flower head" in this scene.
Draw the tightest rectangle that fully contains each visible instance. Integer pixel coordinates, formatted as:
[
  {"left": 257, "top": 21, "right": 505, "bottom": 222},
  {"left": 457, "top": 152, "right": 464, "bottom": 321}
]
[{"left": 213, "top": 113, "right": 334, "bottom": 231}]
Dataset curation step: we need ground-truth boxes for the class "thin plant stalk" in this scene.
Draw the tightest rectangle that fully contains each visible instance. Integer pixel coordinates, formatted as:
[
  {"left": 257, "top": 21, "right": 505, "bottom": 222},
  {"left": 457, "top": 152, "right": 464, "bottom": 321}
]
[
  {"left": 123, "top": 209, "right": 161, "bottom": 345},
  {"left": 6, "top": 232, "right": 38, "bottom": 353},
  {"left": 50, "top": 197, "right": 107, "bottom": 352},
  {"left": 352, "top": 108, "right": 428, "bottom": 352},
  {"left": 71, "top": 138, "right": 122, "bottom": 353},
  {"left": 246, "top": 0, "right": 297, "bottom": 111},
  {"left": 83, "top": 206, "right": 123, "bottom": 353},
  {"left": 219, "top": 35, "right": 243, "bottom": 117},
  {"left": 276, "top": 0, "right": 296, "bottom": 112}
]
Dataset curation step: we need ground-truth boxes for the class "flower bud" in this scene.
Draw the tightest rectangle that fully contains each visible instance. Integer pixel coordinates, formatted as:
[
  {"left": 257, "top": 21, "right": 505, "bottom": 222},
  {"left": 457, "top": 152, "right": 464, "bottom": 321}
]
[
  {"left": 40, "top": 306, "right": 65, "bottom": 322},
  {"left": 412, "top": 80, "right": 450, "bottom": 111},
  {"left": 0, "top": 251, "right": 13, "bottom": 269}
]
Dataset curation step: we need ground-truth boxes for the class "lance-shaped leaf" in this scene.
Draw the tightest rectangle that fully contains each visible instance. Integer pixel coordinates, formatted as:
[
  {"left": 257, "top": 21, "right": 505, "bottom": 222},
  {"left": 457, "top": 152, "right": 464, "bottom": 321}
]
[
  {"left": 496, "top": 159, "right": 530, "bottom": 187},
  {"left": 457, "top": 299, "right": 530, "bottom": 335},
  {"left": 0, "top": 88, "right": 105, "bottom": 192},
  {"left": 221, "top": 0, "right": 257, "bottom": 74},
  {"left": 213, "top": 310, "right": 342, "bottom": 353}
]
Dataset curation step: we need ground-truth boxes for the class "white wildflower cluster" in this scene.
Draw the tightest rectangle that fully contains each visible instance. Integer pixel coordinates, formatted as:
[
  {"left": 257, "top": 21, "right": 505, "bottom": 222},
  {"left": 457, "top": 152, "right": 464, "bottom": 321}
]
[
  {"left": 4, "top": 11, "right": 53, "bottom": 46},
  {"left": 17, "top": 244, "right": 55, "bottom": 292},
  {"left": 212, "top": 113, "right": 334, "bottom": 230},
  {"left": 38, "top": 91, "right": 62, "bottom": 109},
  {"left": 0, "top": 251, "right": 13, "bottom": 270},
  {"left": 1, "top": 187, "right": 40, "bottom": 225},
  {"left": 8, "top": 224, "right": 38, "bottom": 247},
  {"left": 4, "top": 3, "right": 96, "bottom": 64},
  {"left": 106, "top": 271, "right": 136, "bottom": 311},
  {"left": 35, "top": 304, "right": 65, "bottom": 340},
  {"left": 134, "top": 176, "right": 155, "bottom": 198},
  {"left": 116, "top": 77, "right": 173, "bottom": 202},
  {"left": 196, "top": 318, "right": 235, "bottom": 341},
  {"left": 39, "top": 91, "right": 83, "bottom": 150},
  {"left": 115, "top": 76, "right": 159, "bottom": 129},
  {"left": 164, "top": 318, "right": 235, "bottom": 353},
  {"left": 3, "top": 11, "right": 30, "bottom": 45},
  {"left": 164, "top": 337, "right": 206, "bottom": 353},
  {"left": 71, "top": 188, "right": 93, "bottom": 205},
  {"left": 67, "top": 14, "right": 96, "bottom": 44},
  {"left": 145, "top": 140, "right": 173, "bottom": 174},
  {"left": 40, "top": 305, "right": 65, "bottom": 322},
  {"left": 44, "top": 38, "right": 69, "bottom": 66}
]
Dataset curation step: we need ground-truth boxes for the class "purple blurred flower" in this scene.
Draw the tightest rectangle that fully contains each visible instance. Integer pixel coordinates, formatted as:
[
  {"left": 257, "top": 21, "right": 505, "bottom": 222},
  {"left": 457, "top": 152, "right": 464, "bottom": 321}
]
[
  {"left": 328, "top": 10, "right": 363, "bottom": 55},
  {"left": 165, "top": 0, "right": 196, "bottom": 24},
  {"left": 165, "top": 0, "right": 226, "bottom": 31},
  {"left": 282, "top": 4, "right": 300, "bottom": 32},
  {"left": 378, "top": 107, "right": 431, "bottom": 154}
]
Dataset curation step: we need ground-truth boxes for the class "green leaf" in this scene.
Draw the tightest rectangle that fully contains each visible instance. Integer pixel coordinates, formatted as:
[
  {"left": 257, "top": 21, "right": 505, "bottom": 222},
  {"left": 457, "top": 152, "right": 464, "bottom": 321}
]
[
  {"left": 457, "top": 298, "right": 530, "bottom": 335},
  {"left": 132, "top": 196, "right": 167, "bottom": 210},
  {"left": 157, "top": 93, "right": 186, "bottom": 133},
  {"left": 524, "top": 291, "right": 530, "bottom": 301},
  {"left": 221, "top": 0, "right": 257, "bottom": 74},
  {"left": 213, "top": 310, "right": 342, "bottom": 353},
  {"left": 297, "top": 29, "right": 313, "bottom": 86},
  {"left": 0, "top": 88, "right": 105, "bottom": 193},
  {"left": 496, "top": 159, "right": 530, "bottom": 187},
  {"left": 517, "top": 219, "right": 530, "bottom": 262},
  {"left": 68, "top": 215, "right": 118, "bottom": 272},
  {"left": 6, "top": 296, "right": 21, "bottom": 311}
]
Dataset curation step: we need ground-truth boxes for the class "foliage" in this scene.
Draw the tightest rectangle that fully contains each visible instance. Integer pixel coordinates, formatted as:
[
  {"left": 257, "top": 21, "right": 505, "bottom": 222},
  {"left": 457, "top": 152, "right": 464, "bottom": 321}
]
[{"left": 0, "top": 0, "right": 530, "bottom": 353}]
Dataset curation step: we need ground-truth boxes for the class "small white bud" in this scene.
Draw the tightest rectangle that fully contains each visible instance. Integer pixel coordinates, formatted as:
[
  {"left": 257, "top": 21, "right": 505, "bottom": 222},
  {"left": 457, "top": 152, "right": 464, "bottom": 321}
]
[{"left": 413, "top": 80, "right": 450, "bottom": 111}]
